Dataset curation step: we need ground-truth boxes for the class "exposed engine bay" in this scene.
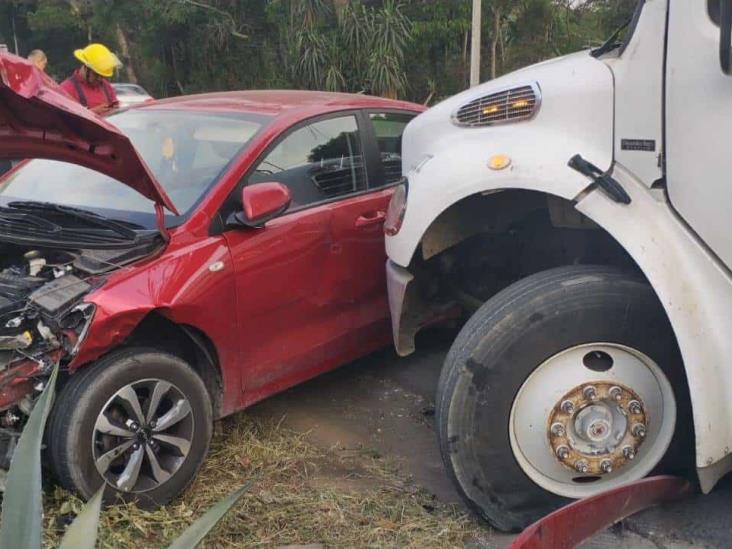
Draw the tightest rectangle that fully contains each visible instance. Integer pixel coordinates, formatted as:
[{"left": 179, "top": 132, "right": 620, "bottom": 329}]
[{"left": 0, "top": 241, "right": 159, "bottom": 470}]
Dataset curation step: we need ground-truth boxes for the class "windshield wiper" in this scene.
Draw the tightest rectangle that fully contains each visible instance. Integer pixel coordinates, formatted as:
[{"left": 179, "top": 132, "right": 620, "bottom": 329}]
[
  {"left": 0, "top": 201, "right": 149, "bottom": 249},
  {"left": 591, "top": 17, "right": 632, "bottom": 58},
  {"left": 7, "top": 201, "right": 142, "bottom": 238}
]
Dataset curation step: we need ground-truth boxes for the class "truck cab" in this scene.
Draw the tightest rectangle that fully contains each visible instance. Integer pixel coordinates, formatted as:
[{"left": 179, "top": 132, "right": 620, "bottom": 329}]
[{"left": 385, "top": 0, "right": 732, "bottom": 531}]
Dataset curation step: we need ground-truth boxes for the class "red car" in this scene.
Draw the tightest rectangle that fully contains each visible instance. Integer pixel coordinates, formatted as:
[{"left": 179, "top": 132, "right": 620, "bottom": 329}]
[{"left": 0, "top": 54, "right": 423, "bottom": 505}]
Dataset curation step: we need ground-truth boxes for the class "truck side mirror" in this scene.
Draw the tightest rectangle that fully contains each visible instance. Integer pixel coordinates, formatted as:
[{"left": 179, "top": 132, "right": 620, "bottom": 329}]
[
  {"left": 238, "top": 182, "right": 291, "bottom": 228},
  {"left": 720, "top": 0, "right": 732, "bottom": 74}
]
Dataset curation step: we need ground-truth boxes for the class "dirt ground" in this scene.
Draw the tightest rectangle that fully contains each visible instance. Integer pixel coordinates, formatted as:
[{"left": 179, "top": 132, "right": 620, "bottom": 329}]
[
  {"left": 249, "top": 328, "right": 732, "bottom": 549},
  {"left": 45, "top": 328, "right": 732, "bottom": 548}
]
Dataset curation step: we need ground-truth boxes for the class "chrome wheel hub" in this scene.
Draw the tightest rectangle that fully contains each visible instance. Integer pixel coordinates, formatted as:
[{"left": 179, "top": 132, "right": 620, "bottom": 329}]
[
  {"left": 508, "top": 343, "right": 676, "bottom": 499},
  {"left": 93, "top": 379, "right": 194, "bottom": 493}
]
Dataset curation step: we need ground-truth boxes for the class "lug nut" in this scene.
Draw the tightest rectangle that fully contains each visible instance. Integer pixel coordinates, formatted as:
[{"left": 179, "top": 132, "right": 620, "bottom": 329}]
[
  {"left": 600, "top": 460, "right": 613, "bottom": 474},
  {"left": 609, "top": 386, "right": 623, "bottom": 401},
  {"left": 550, "top": 422, "right": 566, "bottom": 437},
  {"left": 574, "top": 460, "right": 589, "bottom": 473},
  {"left": 632, "top": 423, "right": 647, "bottom": 438},
  {"left": 561, "top": 400, "right": 575, "bottom": 414},
  {"left": 556, "top": 446, "right": 570, "bottom": 460},
  {"left": 583, "top": 385, "right": 598, "bottom": 400},
  {"left": 628, "top": 400, "right": 643, "bottom": 415},
  {"left": 150, "top": 420, "right": 157, "bottom": 429},
  {"left": 623, "top": 446, "right": 636, "bottom": 460}
]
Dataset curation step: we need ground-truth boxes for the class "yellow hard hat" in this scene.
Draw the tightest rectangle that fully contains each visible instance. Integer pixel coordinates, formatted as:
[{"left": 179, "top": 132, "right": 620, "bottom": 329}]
[{"left": 73, "top": 43, "right": 121, "bottom": 78}]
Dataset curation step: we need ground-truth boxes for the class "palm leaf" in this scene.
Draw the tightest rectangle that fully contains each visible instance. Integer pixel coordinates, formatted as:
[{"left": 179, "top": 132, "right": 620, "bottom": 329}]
[
  {"left": 58, "top": 485, "right": 105, "bottom": 549},
  {"left": 166, "top": 483, "right": 251, "bottom": 549},
  {"left": 0, "top": 364, "right": 59, "bottom": 549}
]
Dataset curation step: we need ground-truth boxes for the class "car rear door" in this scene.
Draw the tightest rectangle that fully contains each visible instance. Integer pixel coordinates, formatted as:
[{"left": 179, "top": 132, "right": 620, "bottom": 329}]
[{"left": 330, "top": 110, "right": 418, "bottom": 345}]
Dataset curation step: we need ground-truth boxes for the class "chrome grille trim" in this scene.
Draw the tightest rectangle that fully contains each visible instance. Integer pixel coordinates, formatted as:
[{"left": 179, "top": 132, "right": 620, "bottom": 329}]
[{"left": 452, "top": 82, "right": 542, "bottom": 127}]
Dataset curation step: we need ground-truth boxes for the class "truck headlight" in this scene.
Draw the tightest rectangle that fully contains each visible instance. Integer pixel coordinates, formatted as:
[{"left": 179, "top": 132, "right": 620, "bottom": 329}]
[{"left": 385, "top": 179, "right": 408, "bottom": 237}]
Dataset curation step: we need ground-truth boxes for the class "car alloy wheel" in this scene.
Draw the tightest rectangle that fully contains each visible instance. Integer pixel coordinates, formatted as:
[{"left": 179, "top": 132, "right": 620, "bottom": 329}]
[{"left": 92, "top": 378, "right": 195, "bottom": 493}]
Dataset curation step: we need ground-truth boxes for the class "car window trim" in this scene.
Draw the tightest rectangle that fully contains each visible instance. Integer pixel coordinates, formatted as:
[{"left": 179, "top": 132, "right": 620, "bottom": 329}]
[
  {"left": 218, "top": 110, "right": 363, "bottom": 223},
  {"left": 214, "top": 107, "right": 420, "bottom": 233},
  {"left": 362, "top": 108, "right": 418, "bottom": 190},
  {"left": 261, "top": 110, "right": 369, "bottom": 213}
]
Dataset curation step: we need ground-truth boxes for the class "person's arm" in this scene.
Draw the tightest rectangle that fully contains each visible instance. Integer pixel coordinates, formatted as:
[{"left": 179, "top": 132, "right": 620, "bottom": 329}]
[
  {"left": 106, "top": 81, "right": 119, "bottom": 106},
  {"left": 90, "top": 81, "right": 119, "bottom": 115}
]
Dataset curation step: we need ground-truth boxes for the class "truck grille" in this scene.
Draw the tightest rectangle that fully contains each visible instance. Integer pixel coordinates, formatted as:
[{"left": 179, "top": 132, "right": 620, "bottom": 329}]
[{"left": 453, "top": 83, "right": 540, "bottom": 127}]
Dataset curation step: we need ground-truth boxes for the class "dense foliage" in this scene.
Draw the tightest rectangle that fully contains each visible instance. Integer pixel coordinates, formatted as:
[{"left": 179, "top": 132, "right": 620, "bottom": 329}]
[{"left": 0, "top": 0, "right": 637, "bottom": 102}]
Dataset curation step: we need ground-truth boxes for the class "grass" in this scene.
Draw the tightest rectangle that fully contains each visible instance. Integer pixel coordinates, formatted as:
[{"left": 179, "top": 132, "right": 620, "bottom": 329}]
[{"left": 43, "top": 413, "right": 490, "bottom": 548}]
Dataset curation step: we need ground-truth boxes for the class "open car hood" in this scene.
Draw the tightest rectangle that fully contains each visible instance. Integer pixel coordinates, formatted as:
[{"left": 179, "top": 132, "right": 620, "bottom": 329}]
[{"left": 0, "top": 53, "right": 178, "bottom": 214}]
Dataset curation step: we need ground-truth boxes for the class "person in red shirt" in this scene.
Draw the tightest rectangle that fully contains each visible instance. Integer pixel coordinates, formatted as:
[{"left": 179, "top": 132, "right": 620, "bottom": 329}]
[{"left": 60, "top": 43, "right": 121, "bottom": 115}]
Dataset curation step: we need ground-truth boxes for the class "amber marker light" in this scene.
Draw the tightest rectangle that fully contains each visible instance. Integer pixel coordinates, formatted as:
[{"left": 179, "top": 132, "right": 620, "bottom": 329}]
[
  {"left": 483, "top": 105, "right": 500, "bottom": 115},
  {"left": 512, "top": 99, "right": 530, "bottom": 109},
  {"left": 488, "top": 154, "right": 512, "bottom": 171}
]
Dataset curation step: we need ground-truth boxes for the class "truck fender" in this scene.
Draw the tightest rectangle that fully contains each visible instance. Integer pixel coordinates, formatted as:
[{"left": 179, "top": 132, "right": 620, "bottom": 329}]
[{"left": 576, "top": 163, "right": 732, "bottom": 490}]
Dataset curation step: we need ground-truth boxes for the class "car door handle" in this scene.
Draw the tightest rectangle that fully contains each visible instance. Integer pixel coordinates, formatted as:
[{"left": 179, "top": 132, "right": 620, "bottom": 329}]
[{"left": 355, "top": 210, "right": 386, "bottom": 228}]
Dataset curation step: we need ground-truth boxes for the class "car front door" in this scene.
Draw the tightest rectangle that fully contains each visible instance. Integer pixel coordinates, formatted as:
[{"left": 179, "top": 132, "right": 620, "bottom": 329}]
[{"left": 223, "top": 112, "right": 384, "bottom": 403}]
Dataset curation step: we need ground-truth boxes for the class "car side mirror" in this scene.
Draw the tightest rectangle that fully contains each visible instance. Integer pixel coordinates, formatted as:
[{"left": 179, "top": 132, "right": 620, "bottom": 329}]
[
  {"left": 720, "top": 0, "right": 732, "bottom": 74},
  {"left": 238, "top": 182, "right": 291, "bottom": 228}
]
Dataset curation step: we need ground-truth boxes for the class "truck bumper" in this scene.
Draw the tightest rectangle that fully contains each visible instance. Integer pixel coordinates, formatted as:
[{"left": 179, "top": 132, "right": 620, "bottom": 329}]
[
  {"left": 386, "top": 259, "right": 461, "bottom": 356},
  {"left": 386, "top": 259, "right": 417, "bottom": 356}
]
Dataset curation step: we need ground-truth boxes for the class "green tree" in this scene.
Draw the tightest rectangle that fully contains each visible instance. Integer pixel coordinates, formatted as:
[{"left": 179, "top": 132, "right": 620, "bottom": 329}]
[{"left": 0, "top": 0, "right": 639, "bottom": 102}]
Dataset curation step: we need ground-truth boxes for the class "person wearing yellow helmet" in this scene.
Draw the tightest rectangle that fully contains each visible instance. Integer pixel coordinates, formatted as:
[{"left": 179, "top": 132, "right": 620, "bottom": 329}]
[{"left": 60, "top": 43, "right": 122, "bottom": 115}]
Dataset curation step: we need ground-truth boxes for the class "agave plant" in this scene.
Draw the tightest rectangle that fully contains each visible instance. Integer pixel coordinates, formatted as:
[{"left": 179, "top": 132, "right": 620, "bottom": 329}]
[
  {"left": 286, "top": 0, "right": 413, "bottom": 97},
  {"left": 367, "top": 43, "right": 408, "bottom": 99},
  {"left": 367, "top": 0, "right": 412, "bottom": 97},
  {"left": 339, "top": 2, "right": 372, "bottom": 88},
  {"left": 0, "top": 365, "right": 248, "bottom": 548},
  {"left": 294, "top": 27, "right": 330, "bottom": 88},
  {"left": 370, "top": 0, "right": 412, "bottom": 58}
]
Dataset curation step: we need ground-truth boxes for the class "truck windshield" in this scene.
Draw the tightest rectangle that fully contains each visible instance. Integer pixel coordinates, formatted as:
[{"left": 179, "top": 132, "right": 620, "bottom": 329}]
[{"left": 0, "top": 109, "right": 270, "bottom": 229}]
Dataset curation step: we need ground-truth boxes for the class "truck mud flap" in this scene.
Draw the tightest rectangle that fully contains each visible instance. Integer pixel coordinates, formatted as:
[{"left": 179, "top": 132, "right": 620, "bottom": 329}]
[{"left": 509, "top": 476, "right": 692, "bottom": 549}]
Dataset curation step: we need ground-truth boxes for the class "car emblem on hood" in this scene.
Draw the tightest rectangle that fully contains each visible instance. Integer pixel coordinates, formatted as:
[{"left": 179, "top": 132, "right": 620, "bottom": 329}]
[{"left": 0, "top": 52, "right": 178, "bottom": 215}]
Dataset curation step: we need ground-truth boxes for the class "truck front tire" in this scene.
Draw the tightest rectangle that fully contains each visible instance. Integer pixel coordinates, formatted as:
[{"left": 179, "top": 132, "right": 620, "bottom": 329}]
[{"left": 436, "top": 265, "right": 688, "bottom": 532}]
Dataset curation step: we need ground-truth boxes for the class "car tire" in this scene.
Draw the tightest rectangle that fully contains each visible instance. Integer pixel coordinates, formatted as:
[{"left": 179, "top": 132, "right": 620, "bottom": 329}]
[
  {"left": 436, "top": 265, "right": 690, "bottom": 532},
  {"left": 47, "top": 347, "right": 213, "bottom": 507}
]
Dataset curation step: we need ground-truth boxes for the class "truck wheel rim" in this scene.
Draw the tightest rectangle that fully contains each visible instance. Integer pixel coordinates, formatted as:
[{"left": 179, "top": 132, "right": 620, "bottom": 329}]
[
  {"left": 508, "top": 343, "right": 676, "bottom": 499},
  {"left": 92, "top": 378, "right": 194, "bottom": 493}
]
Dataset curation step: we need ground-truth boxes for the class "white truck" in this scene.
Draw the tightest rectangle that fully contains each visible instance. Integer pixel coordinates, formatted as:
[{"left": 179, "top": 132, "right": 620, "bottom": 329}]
[{"left": 384, "top": 0, "right": 732, "bottom": 532}]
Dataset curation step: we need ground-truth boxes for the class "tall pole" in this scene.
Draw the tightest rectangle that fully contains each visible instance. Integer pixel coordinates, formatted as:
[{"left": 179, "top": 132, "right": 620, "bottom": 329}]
[
  {"left": 11, "top": 14, "right": 18, "bottom": 55},
  {"left": 470, "top": 0, "right": 482, "bottom": 87}
]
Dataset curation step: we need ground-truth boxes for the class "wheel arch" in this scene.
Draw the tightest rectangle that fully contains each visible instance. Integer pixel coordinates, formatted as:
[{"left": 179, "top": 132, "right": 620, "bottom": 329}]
[
  {"left": 399, "top": 170, "right": 732, "bottom": 489},
  {"left": 577, "top": 166, "right": 732, "bottom": 489},
  {"left": 117, "top": 311, "right": 224, "bottom": 418}
]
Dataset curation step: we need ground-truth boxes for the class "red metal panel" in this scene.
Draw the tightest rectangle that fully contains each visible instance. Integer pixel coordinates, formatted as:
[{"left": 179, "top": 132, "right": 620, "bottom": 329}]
[
  {"left": 0, "top": 52, "right": 177, "bottom": 213},
  {"left": 510, "top": 476, "right": 693, "bottom": 549},
  {"left": 0, "top": 73, "right": 424, "bottom": 418}
]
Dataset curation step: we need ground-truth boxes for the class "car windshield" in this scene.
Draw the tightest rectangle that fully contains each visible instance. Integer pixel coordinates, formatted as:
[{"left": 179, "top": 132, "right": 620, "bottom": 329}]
[{"left": 0, "top": 109, "right": 270, "bottom": 229}]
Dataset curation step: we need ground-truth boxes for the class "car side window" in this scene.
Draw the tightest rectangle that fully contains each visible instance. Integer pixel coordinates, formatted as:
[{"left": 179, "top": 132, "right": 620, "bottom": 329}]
[
  {"left": 369, "top": 112, "right": 415, "bottom": 187},
  {"left": 248, "top": 115, "right": 367, "bottom": 211}
]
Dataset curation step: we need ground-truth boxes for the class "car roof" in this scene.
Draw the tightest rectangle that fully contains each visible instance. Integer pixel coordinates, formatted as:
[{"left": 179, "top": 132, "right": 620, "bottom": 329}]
[{"left": 137, "top": 90, "right": 424, "bottom": 118}]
